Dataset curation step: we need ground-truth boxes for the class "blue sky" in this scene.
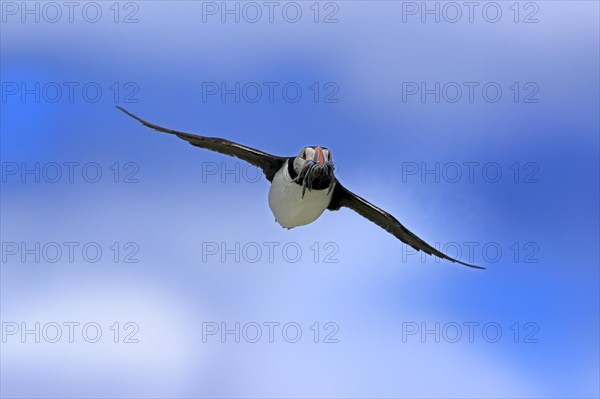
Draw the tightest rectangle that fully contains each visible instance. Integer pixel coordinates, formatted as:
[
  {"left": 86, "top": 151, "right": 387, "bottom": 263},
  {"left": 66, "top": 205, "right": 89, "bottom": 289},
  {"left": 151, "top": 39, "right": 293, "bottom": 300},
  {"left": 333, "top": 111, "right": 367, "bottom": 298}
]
[{"left": 1, "top": 1, "right": 599, "bottom": 398}]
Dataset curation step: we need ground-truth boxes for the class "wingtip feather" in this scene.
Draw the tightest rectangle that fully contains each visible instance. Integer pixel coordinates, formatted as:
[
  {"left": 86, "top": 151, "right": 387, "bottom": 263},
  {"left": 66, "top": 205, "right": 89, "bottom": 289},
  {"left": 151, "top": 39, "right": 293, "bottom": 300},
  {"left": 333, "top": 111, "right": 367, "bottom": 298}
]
[{"left": 455, "top": 259, "right": 486, "bottom": 269}]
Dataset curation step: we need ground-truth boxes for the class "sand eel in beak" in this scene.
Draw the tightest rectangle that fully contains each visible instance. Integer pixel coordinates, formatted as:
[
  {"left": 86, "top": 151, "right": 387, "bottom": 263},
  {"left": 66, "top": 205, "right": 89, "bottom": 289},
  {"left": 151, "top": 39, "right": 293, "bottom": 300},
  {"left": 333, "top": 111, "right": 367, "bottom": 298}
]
[{"left": 117, "top": 107, "right": 484, "bottom": 269}]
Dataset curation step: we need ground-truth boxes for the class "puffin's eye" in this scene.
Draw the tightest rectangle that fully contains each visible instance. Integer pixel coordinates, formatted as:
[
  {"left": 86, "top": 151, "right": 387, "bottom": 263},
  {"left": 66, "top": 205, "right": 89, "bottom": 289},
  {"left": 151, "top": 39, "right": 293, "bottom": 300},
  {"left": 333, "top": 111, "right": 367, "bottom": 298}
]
[{"left": 301, "top": 151, "right": 306, "bottom": 159}]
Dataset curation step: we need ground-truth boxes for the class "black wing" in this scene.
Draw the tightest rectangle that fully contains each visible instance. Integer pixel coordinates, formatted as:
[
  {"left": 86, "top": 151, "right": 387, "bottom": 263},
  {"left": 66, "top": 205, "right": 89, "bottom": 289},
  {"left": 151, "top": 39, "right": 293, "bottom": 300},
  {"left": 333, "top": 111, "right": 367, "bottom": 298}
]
[
  {"left": 327, "top": 180, "right": 484, "bottom": 269},
  {"left": 117, "top": 107, "right": 286, "bottom": 182}
]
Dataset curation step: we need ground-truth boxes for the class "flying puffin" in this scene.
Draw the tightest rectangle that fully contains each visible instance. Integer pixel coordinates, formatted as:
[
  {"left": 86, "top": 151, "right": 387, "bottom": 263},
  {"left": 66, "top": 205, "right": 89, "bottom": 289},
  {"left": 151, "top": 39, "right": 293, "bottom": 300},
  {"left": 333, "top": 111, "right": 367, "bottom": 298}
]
[{"left": 117, "top": 107, "right": 484, "bottom": 269}]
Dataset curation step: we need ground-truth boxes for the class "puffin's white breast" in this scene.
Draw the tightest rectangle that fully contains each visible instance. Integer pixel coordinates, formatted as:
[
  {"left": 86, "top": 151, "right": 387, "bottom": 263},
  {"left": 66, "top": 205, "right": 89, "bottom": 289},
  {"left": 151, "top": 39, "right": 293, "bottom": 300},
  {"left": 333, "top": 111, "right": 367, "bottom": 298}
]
[{"left": 268, "top": 162, "right": 334, "bottom": 228}]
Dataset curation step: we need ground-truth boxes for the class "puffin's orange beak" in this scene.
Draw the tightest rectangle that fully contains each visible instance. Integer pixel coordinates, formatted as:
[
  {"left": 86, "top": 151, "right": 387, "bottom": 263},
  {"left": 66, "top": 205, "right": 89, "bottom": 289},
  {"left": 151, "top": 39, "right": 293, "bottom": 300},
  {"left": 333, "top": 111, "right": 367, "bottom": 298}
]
[{"left": 314, "top": 146, "right": 325, "bottom": 165}]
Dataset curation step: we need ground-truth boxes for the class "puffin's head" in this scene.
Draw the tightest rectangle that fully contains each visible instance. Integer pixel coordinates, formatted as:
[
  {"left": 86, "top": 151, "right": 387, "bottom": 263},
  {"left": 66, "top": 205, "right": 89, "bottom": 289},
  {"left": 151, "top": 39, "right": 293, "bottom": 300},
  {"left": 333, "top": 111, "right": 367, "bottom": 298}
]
[{"left": 293, "top": 146, "right": 335, "bottom": 197}]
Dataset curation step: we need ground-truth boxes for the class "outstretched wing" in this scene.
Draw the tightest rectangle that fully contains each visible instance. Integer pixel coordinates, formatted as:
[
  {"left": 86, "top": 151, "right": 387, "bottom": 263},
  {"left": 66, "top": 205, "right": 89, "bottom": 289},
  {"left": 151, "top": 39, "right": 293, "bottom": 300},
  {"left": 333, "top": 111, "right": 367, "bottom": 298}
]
[
  {"left": 327, "top": 180, "right": 484, "bottom": 269},
  {"left": 117, "top": 107, "right": 286, "bottom": 181}
]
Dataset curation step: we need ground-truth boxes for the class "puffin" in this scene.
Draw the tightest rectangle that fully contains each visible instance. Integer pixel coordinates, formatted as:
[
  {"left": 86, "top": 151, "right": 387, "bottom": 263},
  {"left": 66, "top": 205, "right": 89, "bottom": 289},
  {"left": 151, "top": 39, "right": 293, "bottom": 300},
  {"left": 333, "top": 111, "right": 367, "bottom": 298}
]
[{"left": 117, "top": 107, "right": 484, "bottom": 269}]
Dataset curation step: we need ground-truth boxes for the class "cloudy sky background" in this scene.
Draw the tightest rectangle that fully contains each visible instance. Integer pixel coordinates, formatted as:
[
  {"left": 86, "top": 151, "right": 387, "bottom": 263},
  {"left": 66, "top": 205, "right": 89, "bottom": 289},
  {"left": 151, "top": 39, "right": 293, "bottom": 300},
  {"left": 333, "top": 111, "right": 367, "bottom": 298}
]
[{"left": 1, "top": 1, "right": 599, "bottom": 397}]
